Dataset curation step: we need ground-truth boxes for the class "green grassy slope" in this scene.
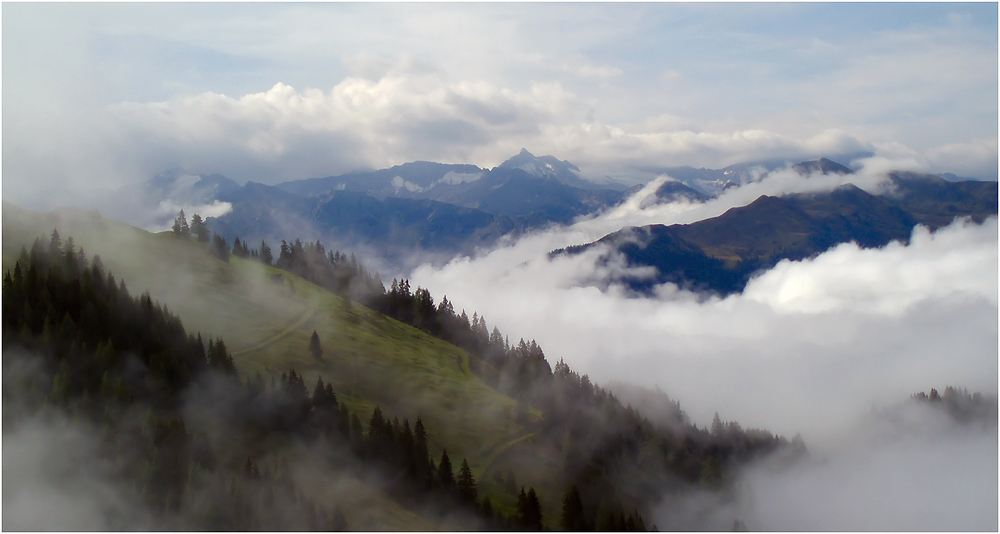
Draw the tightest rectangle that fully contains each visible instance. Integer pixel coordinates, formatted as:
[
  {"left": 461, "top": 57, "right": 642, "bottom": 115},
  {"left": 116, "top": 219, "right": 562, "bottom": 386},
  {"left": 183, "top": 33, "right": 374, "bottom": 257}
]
[{"left": 2, "top": 201, "right": 557, "bottom": 526}]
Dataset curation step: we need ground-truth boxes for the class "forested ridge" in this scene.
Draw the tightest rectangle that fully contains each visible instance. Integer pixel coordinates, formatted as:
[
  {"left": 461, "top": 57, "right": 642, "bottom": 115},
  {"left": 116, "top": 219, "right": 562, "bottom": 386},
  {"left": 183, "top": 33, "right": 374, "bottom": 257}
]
[{"left": 4, "top": 221, "right": 808, "bottom": 530}]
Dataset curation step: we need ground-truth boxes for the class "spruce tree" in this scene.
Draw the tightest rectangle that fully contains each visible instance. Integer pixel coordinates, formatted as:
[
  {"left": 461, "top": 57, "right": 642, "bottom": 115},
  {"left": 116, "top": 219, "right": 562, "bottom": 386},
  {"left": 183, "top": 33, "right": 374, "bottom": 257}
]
[
  {"left": 49, "top": 229, "right": 62, "bottom": 257},
  {"left": 312, "top": 376, "right": 327, "bottom": 406},
  {"left": 259, "top": 240, "right": 273, "bottom": 266},
  {"left": 368, "top": 406, "right": 386, "bottom": 452},
  {"left": 517, "top": 487, "right": 528, "bottom": 528},
  {"left": 309, "top": 330, "right": 323, "bottom": 361},
  {"left": 212, "top": 234, "right": 230, "bottom": 262},
  {"left": 456, "top": 458, "right": 477, "bottom": 505},
  {"left": 190, "top": 214, "right": 210, "bottom": 243},
  {"left": 524, "top": 487, "right": 542, "bottom": 531},
  {"left": 172, "top": 210, "right": 190, "bottom": 239},
  {"left": 561, "top": 483, "right": 588, "bottom": 531},
  {"left": 399, "top": 419, "right": 415, "bottom": 472},
  {"left": 413, "top": 417, "right": 431, "bottom": 483},
  {"left": 438, "top": 449, "right": 455, "bottom": 492}
]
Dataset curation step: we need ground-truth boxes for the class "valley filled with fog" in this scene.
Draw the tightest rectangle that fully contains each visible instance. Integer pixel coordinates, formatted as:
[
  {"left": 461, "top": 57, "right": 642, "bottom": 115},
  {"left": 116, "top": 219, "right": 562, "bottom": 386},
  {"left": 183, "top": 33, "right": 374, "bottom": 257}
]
[
  {"left": 4, "top": 3, "right": 996, "bottom": 531},
  {"left": 409, "top": 168, "right": 998, "bottom": 530}
]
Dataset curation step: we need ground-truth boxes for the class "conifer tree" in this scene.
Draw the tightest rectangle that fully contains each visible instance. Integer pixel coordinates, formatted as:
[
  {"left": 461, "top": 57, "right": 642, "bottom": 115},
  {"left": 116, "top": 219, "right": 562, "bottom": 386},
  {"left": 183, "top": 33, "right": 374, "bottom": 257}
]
[
  {"left": 172, "top": 210, "right": 190, "bottom": 239},
  {"left": 517, "top": 488, "right": 528, "bottom": 528},
  {"left": 312, "top": 376, "right": 327, "bottom": 406},
  {"left": 711, "top": 412, "right": 724, "bottom": 437},
  {"left": 259, "top": 240, "right": 273, "bottom": 266},
  {"left": 523, "top": 487, "right": 542, "bottom": 530},
  {"left": 456, "top": 458, "right": 477, "bottom": 505},
  {"left": 413, "top": 417, "right": 430, "bottom": 482},
  {"left": 437, "top": 448, "right": 455, "bottom": 492},
  {"left": 368, "top": 406, "right": 386, "bottom": 449},
  {"left": 212, "top": 234, "right": 230, "bottom": 262},
  {"left": 309, "top": 330, "right": 323, "bottom": 361},
  {"left": 49, "top": 229, "right": 62, "bottom": 256},
  {"left": 561, "top": 483, "right": 587, "bottom": 531},
  {"left": 399, "top": 419, "right": 415, "bottom": 470},
  {"left": 190, "top": 214, "right": 210, "bottom": 243},
  {"left": 350, "top": 413, "right": 364, "bottom": 453}
]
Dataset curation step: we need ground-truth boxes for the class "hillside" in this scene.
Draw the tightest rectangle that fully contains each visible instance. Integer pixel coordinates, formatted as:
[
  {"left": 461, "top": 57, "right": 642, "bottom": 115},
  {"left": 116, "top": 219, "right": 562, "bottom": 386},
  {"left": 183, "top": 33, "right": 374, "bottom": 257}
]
[
  {"left": 1, "top": 202, "right": 526, "bottom": 527},
  {"left": 3, "top": 202, "right": 802, "bottom": 530}
]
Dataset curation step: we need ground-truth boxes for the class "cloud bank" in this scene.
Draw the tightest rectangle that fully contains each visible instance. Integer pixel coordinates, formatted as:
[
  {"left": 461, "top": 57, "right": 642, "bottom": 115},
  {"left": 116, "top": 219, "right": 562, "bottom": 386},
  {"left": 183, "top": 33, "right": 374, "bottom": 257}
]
[
  {"left": 407, "top": 171, "right": 997, "bottom": 528},
  {"left": 405, "top": 164, "right": 999, "bottom": 434}
]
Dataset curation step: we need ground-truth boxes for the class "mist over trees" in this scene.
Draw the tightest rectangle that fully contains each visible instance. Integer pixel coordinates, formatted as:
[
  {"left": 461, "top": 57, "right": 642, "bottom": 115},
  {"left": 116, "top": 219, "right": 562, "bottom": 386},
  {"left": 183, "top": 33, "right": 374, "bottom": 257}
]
[
  {"left": 11, "top": 224, "right": 988, "bottom": 530},
  {"left": 2, "top": 234, "right": 501, "bottom": 529}
]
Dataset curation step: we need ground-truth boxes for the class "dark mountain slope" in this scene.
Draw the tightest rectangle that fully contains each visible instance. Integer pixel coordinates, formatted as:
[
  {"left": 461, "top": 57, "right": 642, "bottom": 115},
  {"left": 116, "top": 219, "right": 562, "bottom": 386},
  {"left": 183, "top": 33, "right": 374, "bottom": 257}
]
[
  {"left": 672, "top": 184, "right": 916, "bottom": 265},
  {"left": 622, "top": 180, "right": 709, "bottom": 205},
  {"left": 884, "top": 172, "right": 998, "bottom": 227},
  {"left": 792, "top": 157, "right": 854, "bottom": 175},
  {"left": 462, "top": 168, "right": 623, "bottom": 223},
  {"left": 312, "top": 193, "right": 515, "bottom": 252},
  {"left": 207, "top": 187, "right": 522, "bottom": 262},
  {"left": 210, "top": 155, "right": 625, "bottom": 261},
  {"left": 558, "top": 178, "right": 996, "bottom": 295},
  {"left": 208, "top": 151, "right": 625, "bottom": 260}
]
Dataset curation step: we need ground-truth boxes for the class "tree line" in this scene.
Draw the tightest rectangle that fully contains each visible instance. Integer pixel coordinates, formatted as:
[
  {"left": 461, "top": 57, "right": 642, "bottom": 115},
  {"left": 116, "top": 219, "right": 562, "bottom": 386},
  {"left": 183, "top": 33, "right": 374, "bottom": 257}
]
[
  {"left": 119, "top": 214, "right": 807, "bottom": 528},
  {"left": 159, "top": 218, "right": 807, "bottom": 529},
  {"left": 2, "top": 231, "right": 564, "bottom": 530}
]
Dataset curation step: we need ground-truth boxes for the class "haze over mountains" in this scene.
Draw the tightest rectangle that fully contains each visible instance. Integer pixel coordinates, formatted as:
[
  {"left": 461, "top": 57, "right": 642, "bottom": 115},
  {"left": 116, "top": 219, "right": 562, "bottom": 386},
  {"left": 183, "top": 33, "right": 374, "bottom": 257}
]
[
  {"left": 90, "top": 149, "right": 997, "bottom": 283},
  {"left": 4, "top": 3, "right": 996, "bottom": 530}
]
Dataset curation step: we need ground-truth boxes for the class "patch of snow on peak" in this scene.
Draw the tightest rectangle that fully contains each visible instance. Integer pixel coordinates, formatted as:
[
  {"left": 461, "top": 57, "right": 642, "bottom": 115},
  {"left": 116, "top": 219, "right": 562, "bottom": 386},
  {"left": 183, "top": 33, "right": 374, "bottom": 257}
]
[
  {"left": 391, "top": 175, "right": 425, "bottom": 193},
  {"left": 439, "top": 171, "right": 483, "bottom": 185}
]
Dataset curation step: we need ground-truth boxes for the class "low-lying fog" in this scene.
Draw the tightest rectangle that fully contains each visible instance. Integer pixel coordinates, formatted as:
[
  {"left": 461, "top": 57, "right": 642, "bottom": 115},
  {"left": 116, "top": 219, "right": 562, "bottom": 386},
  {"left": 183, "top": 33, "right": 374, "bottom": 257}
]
[{"left": 410, "top": 162, "right": 999, "bottom": 530}]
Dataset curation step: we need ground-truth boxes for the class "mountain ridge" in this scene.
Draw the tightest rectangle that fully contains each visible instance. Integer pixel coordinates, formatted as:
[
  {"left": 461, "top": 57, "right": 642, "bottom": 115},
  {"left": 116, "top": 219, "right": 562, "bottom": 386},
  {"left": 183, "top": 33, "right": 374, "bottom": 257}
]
[{"left": 557, "top": 174, "right": 997, "bottom": 295}]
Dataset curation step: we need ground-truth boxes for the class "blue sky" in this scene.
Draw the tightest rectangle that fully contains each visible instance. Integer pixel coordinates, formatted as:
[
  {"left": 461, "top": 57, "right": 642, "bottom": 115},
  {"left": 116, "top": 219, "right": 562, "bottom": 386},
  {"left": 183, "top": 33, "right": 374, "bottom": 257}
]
[{"left": 3, "top": 3, "right": 997, "bottom": 206}]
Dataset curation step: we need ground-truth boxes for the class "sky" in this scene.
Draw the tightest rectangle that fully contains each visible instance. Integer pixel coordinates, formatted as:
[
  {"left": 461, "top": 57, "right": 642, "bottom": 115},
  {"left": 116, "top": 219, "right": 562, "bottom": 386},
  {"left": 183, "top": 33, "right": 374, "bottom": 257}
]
[
  {"left": 3, "top": 2, "right": 998, "bottom": 209},
  {"left": 2, "top": 4, "right": 997, "bottom": 528}
]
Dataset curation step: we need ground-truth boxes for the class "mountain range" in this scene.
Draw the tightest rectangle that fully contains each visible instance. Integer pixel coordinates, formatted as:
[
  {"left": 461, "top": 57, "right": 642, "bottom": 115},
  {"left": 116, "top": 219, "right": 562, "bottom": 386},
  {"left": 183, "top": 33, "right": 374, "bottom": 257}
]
[
  {"left": 557, "top": 171, "right": 997, "bottom": 295},
  {"left": 89, "top": 149, "right": 997, "bottom": 285}
]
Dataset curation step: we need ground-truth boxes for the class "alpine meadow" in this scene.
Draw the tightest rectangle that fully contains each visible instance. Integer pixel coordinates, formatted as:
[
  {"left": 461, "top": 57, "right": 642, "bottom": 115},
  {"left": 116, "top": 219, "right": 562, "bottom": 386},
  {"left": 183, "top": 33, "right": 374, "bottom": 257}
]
[{"left": 3, "top": 3, "right": 997, "bottom": 531}]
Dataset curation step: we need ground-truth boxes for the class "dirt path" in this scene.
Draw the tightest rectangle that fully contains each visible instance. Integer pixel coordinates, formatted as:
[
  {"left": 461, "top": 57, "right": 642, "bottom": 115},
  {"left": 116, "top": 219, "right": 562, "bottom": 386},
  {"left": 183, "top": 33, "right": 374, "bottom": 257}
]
[
  {"left": 232, "top": 297, "right": 320, "bottom": 356},
  {"left": 478, "top": 431, "right": 537, "bottom": 477}
]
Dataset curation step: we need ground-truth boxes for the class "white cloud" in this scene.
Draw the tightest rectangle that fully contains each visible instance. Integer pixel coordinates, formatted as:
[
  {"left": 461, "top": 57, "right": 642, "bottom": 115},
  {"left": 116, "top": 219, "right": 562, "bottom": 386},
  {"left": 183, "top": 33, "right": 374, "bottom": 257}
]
[
  {"left": 409, "top": 196, "right": 997, "bottom": 529},
  {"left": 730, "top": 403, "right": 998, "bottom": 531},
  {"left": 409, "top": 179, "right": 998, "bottom": 442},
  {"left": 743, "top": 219, "right": 998, "bottom": 315},
  {"left": 150, "top": 200, "right": 233, "bottom": 233},
  {"left": 3, "top": 3, "right": 996, "bottom": 214},
  {"left": 90, "top": 71, "right": 893, "bottom": 190}
]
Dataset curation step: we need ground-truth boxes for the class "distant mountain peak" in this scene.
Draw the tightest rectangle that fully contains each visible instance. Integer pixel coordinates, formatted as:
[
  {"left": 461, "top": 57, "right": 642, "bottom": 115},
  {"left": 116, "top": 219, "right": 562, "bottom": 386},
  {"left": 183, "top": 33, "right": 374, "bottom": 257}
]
[
  {"left": 495, "top": 149, "right": 596, "bottom": 189},
  {"left": 793, "top": 157, "right": 854, "bottom": 175}
]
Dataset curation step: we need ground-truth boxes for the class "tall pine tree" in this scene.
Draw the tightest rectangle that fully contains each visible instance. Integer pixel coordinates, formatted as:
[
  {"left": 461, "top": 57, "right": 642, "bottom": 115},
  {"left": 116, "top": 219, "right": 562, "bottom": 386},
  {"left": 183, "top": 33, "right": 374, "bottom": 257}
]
[
  {"left": 561, "top": 483, "right": 587, "bottom": 531},
  {"left": 309, "top": 331, "right": 323, "bottom": 361},
  {"left": 456, "top": 458, "right": 477, "bottom": 505},
  {"left": 437, "top": 449, "right": 455, "bottom": 492}
]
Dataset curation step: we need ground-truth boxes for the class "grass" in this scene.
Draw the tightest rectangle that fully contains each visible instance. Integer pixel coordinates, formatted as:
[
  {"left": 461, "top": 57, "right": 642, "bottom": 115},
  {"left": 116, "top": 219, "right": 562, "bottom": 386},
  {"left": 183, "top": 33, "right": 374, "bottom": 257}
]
[{"left": 2, "top": 201, "right": 559, "bottom": 524}]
